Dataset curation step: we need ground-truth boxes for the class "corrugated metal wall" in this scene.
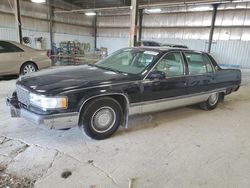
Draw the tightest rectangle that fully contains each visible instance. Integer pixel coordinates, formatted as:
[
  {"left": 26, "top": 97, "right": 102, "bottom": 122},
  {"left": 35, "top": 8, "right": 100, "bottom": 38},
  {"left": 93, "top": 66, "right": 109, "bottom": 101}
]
[
  {"left": 97, "top": 2, "right": 250, "bottom": 68},
  {"left": 0, "top": 0, "right": 94, "bottom": 50},
  {"left": 0, "top": 1, "right": 249, "bottom": 67}
]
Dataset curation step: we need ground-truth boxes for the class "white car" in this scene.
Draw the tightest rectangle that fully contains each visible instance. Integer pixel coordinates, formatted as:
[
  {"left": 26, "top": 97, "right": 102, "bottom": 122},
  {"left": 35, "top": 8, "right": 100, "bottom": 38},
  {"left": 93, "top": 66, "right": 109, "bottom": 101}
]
[{"left": 0, "top": 40, "right": 51, "bottom": 76}]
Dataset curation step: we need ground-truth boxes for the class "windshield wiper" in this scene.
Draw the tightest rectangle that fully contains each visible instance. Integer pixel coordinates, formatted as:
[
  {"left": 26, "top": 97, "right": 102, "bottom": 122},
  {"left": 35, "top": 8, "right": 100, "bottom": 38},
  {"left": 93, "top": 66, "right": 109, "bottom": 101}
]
[{"left": 93, "top": 65, "right": 126, "bottom": 75}]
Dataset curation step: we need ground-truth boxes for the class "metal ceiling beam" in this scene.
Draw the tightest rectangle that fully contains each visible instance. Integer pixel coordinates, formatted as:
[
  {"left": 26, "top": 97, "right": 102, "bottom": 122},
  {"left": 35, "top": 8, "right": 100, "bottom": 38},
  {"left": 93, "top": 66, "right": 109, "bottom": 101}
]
[
  {"left": 54, "top": 6, "right": 130, "bottom": 13},
  {"left": 53, "top": 0, "right": 249, "bottom": 14},
  {"left": 50, "top": 0, "right": 81, "bottom": 10},
  {"left": 139, "top": 0, "right": 232, "bottom": 8},
  {"left": 62, "top": 0, "right": 130, "bottom": 9}
]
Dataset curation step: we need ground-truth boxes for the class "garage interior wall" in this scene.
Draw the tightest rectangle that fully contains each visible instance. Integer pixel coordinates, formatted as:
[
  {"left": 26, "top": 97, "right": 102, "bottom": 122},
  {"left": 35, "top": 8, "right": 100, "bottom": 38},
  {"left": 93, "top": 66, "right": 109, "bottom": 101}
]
[
  {"left": 0, "top": 0, "right": 94, "bottom": 52},
  {"left": 0, "top": 1, "right": 249, "bottom": 68},
  {"left": 97, "top": 2, "right": 250, "bottom": 68}
]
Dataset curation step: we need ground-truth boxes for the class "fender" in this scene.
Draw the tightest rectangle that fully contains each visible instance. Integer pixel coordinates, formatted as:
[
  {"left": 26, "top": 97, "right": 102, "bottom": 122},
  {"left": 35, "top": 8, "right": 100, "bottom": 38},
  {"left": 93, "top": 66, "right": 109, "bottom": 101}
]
[{"left": 78, "top": 91, "right": 130, "bottom": 128}]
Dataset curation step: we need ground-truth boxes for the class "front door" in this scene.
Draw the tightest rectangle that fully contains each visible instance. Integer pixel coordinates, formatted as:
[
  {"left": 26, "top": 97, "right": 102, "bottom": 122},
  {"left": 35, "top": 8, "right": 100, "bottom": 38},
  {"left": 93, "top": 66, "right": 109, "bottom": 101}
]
[{"left": 139, "top": 51, "right": 188, "bottom": 113}]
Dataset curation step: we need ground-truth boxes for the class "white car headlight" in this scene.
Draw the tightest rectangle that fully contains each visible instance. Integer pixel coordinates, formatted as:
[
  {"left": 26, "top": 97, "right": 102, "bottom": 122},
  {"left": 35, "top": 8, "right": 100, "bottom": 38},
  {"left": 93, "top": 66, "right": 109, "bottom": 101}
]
[{"left": 29, "top": 93, "right": 67, "bottom": 110}]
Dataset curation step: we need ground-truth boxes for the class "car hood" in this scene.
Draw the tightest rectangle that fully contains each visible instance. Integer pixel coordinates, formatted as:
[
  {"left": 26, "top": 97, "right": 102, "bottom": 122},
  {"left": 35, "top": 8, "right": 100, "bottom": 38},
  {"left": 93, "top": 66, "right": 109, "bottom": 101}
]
[{"left": 17, "top": 65, "right": 132, "bottom": 95}]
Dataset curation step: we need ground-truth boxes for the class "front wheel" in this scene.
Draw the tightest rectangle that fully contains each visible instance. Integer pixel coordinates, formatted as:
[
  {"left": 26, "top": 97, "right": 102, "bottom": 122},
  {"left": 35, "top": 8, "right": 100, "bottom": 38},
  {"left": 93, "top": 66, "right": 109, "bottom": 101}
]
[
  {"left": 199, "top": 92, "right": 220, "bottom": 110},
  {"left": 79, "top": 97, "right": 123, "bottom": 140}
]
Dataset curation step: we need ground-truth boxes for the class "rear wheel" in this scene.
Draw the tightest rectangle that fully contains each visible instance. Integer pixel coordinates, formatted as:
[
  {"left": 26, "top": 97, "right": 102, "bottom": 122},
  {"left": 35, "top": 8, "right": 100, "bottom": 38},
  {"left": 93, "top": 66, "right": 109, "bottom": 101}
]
[
  {"left": 20, "top": 62, "right": 37, "bottom": 75},
  {"left": 79, "top": 97, "right": 123, "bottom": 140},
  {"left": 200, "top": 92, "right": 220, "bottom": 110}
]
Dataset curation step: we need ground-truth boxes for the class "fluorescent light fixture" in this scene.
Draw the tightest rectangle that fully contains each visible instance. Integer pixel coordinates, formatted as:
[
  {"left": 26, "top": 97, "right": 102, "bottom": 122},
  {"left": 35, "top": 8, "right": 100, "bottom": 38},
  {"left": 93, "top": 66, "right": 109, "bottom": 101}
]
[
  {"left": 145, "top": 8, "right": 162, "bottom": 13},
  {"left": 31, "top": 0, "right": 46, "bottom": 3},
  {"left": 85, "top": 12, "right": 96, "bottom": 16}
]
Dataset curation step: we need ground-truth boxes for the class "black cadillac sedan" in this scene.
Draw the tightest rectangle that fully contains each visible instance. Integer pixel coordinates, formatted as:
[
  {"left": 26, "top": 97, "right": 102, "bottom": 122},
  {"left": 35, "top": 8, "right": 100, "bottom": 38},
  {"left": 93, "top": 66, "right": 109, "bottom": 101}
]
[{"left": 7, "top": 47, "right": 241, "bottom": 139}]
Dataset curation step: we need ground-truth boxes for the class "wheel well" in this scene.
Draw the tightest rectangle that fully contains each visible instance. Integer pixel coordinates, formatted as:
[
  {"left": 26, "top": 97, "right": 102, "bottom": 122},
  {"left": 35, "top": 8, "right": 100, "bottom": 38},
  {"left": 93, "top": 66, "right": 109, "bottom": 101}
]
[
  {"left": 108, "top": 95, "right": 127, "bottom": 113},
  {"left": 20, "top": 61, "right": 38, "bottom": 73},
  {"left": 78, "top": 94, "right": 129, "bottom": 126},
  {"left": 79, "top": 94, "right": 128, "bottom": 113}
]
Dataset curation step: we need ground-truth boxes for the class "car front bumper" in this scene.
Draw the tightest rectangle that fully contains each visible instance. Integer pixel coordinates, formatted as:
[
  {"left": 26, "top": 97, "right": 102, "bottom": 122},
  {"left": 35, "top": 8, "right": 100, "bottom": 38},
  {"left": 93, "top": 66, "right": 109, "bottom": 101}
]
[{"left": 6, "top": 96, "right": 79, "bottom": 130}]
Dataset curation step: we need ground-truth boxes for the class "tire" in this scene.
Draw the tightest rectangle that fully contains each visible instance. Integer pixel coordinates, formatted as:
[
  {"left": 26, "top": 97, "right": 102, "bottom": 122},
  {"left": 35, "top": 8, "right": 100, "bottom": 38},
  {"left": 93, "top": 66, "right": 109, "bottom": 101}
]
[
  {"left": 199, "top": 92, "right": 220, "bottom": 110},
  {"left": 20, "top": 62, "right": 37, "bottom": 75},
  {"left": 79, "top": 97, "right": 123, "bottom": 140}
]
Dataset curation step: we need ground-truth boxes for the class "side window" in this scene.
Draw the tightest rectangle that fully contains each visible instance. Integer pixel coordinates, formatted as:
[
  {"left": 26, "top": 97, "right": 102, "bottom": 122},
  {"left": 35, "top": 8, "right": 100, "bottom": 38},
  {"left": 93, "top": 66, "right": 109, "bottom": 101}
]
[
  {"left": 135, "top": 51, "right": 156, "bottom": 67},
  {"left": 0, "top": 42, "right": 9, "bottom": 53},
  {"left": 154, "top": 52, "right": 184, "bottom": 77},
  {"left": 202, "top": 54, "right": 214, "bottom": 73},
  {"left": 0, "top": 41, "right": 23, "bottom": 53},
  {"left": 184, "top": 52, "right": 214, "bottom": 75}
]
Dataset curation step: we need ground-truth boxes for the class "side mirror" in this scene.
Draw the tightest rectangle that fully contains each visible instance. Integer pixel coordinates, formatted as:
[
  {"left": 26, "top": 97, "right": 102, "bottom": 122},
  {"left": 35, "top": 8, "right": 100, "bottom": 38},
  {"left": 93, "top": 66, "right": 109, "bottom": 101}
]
[{"left": 147, "top": 70, "right": 165, "bottom": 80}]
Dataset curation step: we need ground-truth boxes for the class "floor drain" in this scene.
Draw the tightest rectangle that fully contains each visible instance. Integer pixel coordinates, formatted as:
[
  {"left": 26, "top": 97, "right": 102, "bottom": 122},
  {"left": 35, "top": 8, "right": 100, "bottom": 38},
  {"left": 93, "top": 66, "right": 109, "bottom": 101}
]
[{"left": 61, "top": 170, "right": 72, "bottom": 179}]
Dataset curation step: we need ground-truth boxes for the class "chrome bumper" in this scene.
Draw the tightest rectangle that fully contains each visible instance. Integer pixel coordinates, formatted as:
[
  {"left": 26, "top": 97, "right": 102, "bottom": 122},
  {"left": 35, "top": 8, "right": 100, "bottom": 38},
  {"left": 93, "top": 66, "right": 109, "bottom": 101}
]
[{"left": 7, "top": 97, "right": 78, "bottom": 130}]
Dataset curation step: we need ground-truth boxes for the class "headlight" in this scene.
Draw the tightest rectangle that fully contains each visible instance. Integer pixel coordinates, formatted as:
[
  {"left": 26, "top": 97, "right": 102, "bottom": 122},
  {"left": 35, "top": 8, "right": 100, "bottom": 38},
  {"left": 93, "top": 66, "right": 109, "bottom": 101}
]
[{"left": 29, "top": 93, "right": 67, "bottom": 110}]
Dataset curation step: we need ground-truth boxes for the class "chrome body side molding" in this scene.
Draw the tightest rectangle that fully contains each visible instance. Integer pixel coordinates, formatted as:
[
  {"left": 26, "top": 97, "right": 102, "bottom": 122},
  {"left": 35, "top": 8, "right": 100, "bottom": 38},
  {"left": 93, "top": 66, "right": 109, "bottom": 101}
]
[{"left": 129, "top": 88, "right": 226, "bottom": 116}]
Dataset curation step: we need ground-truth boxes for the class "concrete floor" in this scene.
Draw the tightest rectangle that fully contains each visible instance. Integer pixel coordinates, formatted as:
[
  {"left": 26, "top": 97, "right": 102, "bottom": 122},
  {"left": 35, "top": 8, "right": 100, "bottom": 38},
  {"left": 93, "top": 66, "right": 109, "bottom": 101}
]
[{"left": 0, "top": 70, "right": 250, "bottom": 188}]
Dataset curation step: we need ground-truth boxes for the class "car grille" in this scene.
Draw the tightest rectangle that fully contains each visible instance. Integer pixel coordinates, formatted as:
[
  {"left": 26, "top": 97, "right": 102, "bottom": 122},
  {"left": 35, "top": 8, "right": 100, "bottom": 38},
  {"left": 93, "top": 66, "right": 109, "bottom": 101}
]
[{"left": 16, "top": 85, "right": 30, "bottom": 106}]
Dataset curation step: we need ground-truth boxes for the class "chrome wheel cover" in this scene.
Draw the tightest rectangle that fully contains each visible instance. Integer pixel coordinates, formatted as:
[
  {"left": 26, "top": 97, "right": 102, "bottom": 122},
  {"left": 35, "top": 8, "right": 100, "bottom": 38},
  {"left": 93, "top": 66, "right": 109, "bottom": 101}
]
[
  {"left": 23, "top": 64, "right": 36, "bottom": 75},
  {"left": 208, "top": 93, "right": 219, "bottom": 106},
  {"left": 91, "top": 106, "right": 116, "bottom": 133}
]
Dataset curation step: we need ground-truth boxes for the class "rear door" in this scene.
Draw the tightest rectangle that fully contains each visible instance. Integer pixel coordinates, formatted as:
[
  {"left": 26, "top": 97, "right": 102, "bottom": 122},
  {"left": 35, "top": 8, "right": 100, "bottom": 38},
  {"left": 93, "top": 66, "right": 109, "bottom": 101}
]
[
  {"left": 0, "top": 41, "right": 24, "bottom": 75},
  {"left": 183, "top": 51, "right": 216, "bottom": 94}
]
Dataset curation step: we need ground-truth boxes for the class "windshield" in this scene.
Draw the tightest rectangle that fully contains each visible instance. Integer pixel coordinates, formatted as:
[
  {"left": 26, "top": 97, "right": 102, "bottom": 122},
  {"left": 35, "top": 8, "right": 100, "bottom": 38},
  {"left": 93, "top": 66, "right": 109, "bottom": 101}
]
[{"left": 95, "top": 49, "right": 160, "bottom": 75}]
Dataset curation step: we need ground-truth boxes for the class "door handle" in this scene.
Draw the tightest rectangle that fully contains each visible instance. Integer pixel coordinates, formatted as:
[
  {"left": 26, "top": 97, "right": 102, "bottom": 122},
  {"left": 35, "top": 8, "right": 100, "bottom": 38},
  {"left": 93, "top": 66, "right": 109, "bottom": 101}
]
[{"left": 18, "top": 54, "right": 23, "bottom": 57}]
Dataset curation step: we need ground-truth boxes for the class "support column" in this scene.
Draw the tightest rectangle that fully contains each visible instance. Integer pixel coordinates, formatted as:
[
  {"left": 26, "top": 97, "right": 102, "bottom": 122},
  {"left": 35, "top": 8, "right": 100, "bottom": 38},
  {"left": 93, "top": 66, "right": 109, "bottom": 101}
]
[
  {"left": 208, "top": 4, "right": 219, "bottom": 53},
  {"left": 138, "top": 8, "right": 143, "bottom": 43},
  {"left": 14, "top": 0, "right": 22, "bottom": 44},
  {"left": 93, "top": 15, "right": 97, "bottom": 50},
  {"left": 129, "top": 0, "right": 139, "bottom": 47},
  {"left": 49, "top": 0, "right": 54, "bottom": 50}
]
